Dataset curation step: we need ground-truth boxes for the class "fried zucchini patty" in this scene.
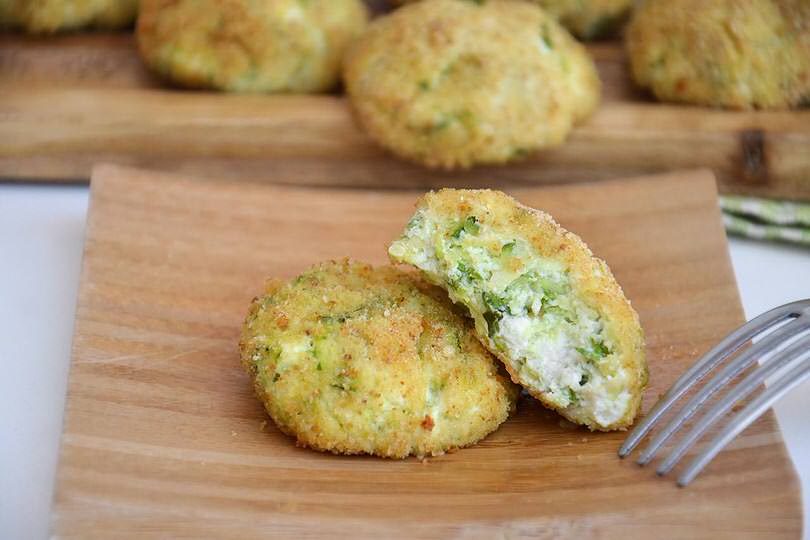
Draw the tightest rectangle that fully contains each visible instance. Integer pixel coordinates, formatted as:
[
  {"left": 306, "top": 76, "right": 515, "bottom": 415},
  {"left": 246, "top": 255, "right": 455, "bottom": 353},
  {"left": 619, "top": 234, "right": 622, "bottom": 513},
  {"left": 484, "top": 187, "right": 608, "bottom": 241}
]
[
  {"left": 626, "top": 0, "right": 810, "bottom": 109},
  {"left": 0, "top": 0, "right": 137, "bottom": 33},
  {"left": 343, "top": 0, "right": 600, "bottom": 169},
  {"left": 388, "top": 190, "right": 647, "bottom": 431},
  {"left": 239, "top": 259, "right": 519, "bottom": 458},
  {"left": 137, "top": 0, "right": 368, "bottom": 93}
]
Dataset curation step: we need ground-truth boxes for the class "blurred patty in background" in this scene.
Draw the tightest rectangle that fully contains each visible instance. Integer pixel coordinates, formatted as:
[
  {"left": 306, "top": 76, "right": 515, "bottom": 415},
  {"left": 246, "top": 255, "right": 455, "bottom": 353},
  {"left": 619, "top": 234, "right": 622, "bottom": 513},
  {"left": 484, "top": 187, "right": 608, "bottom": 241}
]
[{"left": 0, "top": 0, "right": 138, "bottom": 33}]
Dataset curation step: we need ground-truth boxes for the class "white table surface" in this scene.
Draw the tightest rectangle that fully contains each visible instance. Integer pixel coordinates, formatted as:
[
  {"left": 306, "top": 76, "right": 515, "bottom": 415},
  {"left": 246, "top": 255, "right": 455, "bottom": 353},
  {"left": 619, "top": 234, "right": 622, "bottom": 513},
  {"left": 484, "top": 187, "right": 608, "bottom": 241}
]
[{"left": 1, "top": 183, "right": 808, "bottom": 539}]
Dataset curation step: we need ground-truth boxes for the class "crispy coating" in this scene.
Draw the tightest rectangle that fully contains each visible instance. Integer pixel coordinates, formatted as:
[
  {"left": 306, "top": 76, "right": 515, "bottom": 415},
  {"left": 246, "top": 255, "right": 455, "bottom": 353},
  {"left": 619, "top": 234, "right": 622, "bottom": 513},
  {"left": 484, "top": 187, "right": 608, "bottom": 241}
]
[
  {"left": 344, "top": 0, "right": 601, "bottom": 169},
  {"left": 137, "top": 0, "right": 368, "bottom": 93},
  {"left": 239, "top": 259, "right": 519, "bottom": 458},
  {"left": 0, "top": 0, "right": 137, "bottom": 33},
  {"left": 388, "top": 190, "right": 647, "bottom": 431},
  {"left": 626, "top": 0, "right": 810, "bottom": 109},
  {"left": 390, "top": 0, "right": 632, "bottom": 40}
]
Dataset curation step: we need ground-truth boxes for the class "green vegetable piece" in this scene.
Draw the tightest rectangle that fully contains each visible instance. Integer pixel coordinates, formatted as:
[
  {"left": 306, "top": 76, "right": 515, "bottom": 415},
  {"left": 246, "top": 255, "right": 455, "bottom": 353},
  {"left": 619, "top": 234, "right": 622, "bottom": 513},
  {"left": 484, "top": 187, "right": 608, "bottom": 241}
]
[
  {"left": 576, "top": 338, "right": 612, "bottom": 362},
  {"left": 541, "top": 24, "right": 554, "bottom": 50},
  {"left": 500, "top": 241, "right": 516, "bottom": 255},
  {"left": 451, "top": 215, "right": 480, "bottom": 239},
  {"left": 483, "top": 310, "right": 502, "bottom": 339},
  {"left": 482, "top": 291, "right": 509, "bottom": 313},
  {"left": 406, "top": 212, "right": 424, "bottom": 232},
  {"left": 455, "top": 261, "right": 482, "bottom": 284}
]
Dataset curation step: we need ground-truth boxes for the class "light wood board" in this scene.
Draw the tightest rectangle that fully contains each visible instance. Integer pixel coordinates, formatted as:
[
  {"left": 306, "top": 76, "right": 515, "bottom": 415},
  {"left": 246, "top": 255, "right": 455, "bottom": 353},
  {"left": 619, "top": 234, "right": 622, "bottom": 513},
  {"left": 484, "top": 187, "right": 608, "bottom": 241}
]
[
  {"left": 53, "top": 165, "right": 801, "bottom": 538},
  {"left": 1, "top": 32, "right": 809, "bottom": 200}
]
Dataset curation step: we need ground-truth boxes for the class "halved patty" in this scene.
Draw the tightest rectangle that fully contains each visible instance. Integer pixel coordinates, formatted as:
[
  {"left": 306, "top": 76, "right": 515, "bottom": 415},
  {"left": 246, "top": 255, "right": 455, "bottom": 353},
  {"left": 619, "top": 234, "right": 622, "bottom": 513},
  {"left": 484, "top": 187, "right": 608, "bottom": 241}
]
[
  {"left": 388, "top": 190, "right": 647, "bottom": 431},
  {"left": 239, "top": 259, "right": 519, "bottom": 458}
]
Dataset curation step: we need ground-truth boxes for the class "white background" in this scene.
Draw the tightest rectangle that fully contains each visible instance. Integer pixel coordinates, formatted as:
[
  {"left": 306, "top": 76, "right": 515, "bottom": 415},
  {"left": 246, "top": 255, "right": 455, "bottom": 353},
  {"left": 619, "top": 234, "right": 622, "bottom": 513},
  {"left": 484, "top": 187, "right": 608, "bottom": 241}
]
[{"left": 1, "top": 184, "right": 808, "bottom": 539}]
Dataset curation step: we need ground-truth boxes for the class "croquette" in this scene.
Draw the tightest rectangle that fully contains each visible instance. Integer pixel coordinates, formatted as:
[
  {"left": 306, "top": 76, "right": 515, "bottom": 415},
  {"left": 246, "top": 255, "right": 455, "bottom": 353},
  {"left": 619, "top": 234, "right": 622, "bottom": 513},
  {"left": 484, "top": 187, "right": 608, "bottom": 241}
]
[
  {"left": 137, "top": 0, "right": 369, "bottom": 93},
  {"left": 388, "top": 189, "right": 647, "bottom": 431},
  {"left": 0, "top": 0, "right": 137, "bottom": 33},
  {"left": 239, "top": 258, "right": 519, "bottom": 458},
  {"left": 343, "top": 0, "right": 601, "bottom": 169},
  {"left": 390, "top": 0, "right": 632, "bottom": 40},
  {"left": 626, "top": 0, "right": 810, "bottom": 109}
]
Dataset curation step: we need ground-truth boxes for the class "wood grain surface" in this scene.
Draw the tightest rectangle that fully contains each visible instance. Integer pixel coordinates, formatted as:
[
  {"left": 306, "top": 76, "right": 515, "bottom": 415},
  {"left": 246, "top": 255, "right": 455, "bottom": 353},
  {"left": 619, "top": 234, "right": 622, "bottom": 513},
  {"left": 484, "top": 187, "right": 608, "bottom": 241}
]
[
  {"left": 1, "top": 31, "right": 809, "bottom": 199},
  {"left": 53, "top": 165, "right": 802, "bottom": 538}
]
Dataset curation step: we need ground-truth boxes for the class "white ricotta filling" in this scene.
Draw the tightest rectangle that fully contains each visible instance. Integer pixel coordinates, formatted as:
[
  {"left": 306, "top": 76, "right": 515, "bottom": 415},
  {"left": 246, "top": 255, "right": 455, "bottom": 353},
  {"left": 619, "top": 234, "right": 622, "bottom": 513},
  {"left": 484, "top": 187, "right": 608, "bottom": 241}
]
[{"left": 498, "top": 314, "right": 582, "bottom": 397}]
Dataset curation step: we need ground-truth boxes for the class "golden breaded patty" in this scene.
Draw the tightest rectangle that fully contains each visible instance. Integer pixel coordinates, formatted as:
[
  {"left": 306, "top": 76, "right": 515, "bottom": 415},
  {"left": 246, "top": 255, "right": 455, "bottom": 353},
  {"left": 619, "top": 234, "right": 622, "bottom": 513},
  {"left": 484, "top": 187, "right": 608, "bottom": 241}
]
[
  {"left": 390, "top": 0, "right": 632, "bottom": 40},
  {"left": 0, "top": 0, "right": 137, "bottom": 33},
  {"left": 239, "top": 259, "right": 519, "bottom": 458},
  {"left": 626, "top": 0, "right": 810, "bottom": 109},
  {"left": 388, "top": 190, "right": 647, "bottom": 431},
  {"left": 137, "top": 0, "right": 368, "bottom": 93},
  {"left": 343, "top": 0, "right": 601, "bottom": 169}
]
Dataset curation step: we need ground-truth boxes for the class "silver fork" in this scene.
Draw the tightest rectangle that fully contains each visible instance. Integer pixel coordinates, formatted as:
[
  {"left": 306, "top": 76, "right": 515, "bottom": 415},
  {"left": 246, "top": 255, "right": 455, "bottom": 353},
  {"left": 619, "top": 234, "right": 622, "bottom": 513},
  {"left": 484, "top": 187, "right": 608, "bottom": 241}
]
[{"left": 619, "top": 299, "right": 810, "bottom": 486}]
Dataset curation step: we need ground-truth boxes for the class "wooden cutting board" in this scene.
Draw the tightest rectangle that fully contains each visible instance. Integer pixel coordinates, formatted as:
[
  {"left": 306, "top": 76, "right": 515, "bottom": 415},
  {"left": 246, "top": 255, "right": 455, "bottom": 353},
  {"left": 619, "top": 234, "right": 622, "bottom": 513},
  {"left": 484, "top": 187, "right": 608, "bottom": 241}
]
[
  {"left": 1, "top": 31, "right": 809, "bottom": 200},
  {"left": 53, "top": 165, "right": 801, "bottom": 538}
]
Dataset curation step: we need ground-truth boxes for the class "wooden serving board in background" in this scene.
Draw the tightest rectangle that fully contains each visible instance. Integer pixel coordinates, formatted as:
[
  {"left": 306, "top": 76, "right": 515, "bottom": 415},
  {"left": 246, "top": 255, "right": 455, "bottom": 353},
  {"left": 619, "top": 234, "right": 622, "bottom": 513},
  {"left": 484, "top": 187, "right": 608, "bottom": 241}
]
[
  {"left": 54, "top": 165, "right": 801, "bottom": 538},
  {"left": 1, "top": 33, "right": 809, "bottom": 200}
]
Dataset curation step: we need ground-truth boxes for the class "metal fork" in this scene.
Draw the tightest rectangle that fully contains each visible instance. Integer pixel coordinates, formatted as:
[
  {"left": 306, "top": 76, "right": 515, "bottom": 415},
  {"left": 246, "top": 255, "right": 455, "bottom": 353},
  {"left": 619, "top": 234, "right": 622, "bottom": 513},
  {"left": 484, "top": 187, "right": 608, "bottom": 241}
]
[{"left": 619, "top": 299, "right": 810, "bottom": 486}]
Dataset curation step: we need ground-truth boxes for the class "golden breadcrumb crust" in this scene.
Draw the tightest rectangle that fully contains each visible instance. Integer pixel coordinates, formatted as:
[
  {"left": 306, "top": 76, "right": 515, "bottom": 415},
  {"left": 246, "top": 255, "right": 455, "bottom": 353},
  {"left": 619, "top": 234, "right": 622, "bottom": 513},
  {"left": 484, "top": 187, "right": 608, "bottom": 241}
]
[
  {"left": 137, "top": 0, "right": 368, "bottom": 93},
  {"left": 239, "top": 258, "right": 518, "bottom": 458},
  {"left": 626, "top": 0, "right": 810, "bottom": 109},
  {"left": 344, "top": 0, "right": 600, "bottom": 169}
]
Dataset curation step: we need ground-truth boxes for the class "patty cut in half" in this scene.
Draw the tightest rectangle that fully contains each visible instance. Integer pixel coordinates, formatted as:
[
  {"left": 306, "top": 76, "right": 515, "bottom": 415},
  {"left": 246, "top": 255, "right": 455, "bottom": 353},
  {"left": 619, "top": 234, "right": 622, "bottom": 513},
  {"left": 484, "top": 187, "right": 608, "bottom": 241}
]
[
  {"left": 239, "top": 259, "right": 519, "bottom": 458},
  {"left": 388, "top": 190, "right": 647, "bottom": 431}
]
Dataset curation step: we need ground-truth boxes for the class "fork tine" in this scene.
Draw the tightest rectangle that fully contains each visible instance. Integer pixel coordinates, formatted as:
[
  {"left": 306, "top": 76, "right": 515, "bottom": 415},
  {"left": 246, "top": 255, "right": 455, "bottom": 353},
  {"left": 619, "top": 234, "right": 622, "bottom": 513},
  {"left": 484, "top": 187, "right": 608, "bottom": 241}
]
[
  {"left": 636, "top": 314, "right": 810, "bottom": 465},
  {"left": 677, "top": 359, "right": 810, "bottom": 487},
  {"left": 656, "top": 332, "right": 810, "bottom": 475},
  {"left": 618, "top": 300, "right": 809, "bottom": 458}
]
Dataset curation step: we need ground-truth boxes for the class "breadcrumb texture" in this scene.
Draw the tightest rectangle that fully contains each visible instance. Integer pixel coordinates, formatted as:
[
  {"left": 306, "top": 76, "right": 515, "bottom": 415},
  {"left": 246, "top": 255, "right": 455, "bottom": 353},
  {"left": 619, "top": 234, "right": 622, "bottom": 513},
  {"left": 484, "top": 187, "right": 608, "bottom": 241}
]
[
  {"left": 239, "top": 259, "right": 518, "bottom": 458},
  {"left": 626, "top": 0, "right": 810, "bottom": 109},
  {"left": 391, "top": 0, "right": 632, "bottom": 40},
  {"left": 0, "top": 0, "right": 137, "bottom": 33},
  {"left": 388, "top": 189, "right": 647, "bottom": 431},
  {"left": 137, "top": 0, "right": 368, "bottom": 93},
  {"left": 344, "top": 0, "right": 600, "bottom": 169}
]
